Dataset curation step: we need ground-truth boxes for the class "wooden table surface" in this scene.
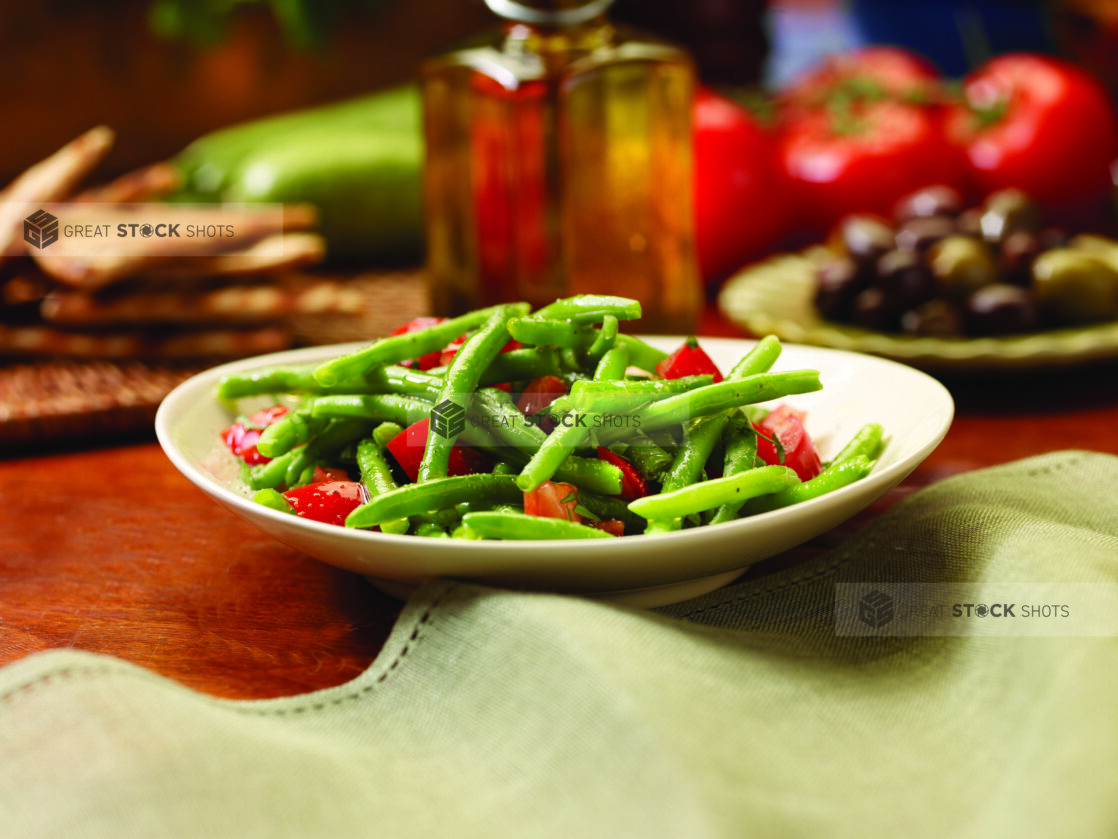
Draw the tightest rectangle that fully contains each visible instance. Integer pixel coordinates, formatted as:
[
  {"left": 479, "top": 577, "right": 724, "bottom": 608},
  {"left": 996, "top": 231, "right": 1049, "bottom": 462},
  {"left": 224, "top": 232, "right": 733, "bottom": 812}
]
[{"left": 3, "top": 307, "right": 1117, "bottom": 700}]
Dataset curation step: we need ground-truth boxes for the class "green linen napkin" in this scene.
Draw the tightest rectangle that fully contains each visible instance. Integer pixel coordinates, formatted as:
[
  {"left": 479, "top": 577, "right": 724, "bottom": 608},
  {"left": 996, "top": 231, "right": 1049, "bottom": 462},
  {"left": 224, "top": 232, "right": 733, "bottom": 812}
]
[{"left": 2, "top": 450, "right": 1117, "bottom": 838}]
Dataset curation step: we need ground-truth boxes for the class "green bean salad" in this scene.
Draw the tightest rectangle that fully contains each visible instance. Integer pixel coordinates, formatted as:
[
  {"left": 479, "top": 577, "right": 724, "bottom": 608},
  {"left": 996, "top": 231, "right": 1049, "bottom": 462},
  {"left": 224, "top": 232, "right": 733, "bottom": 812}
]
[{"left": 215, "top": 295, "right": 886, "bottom": 539}]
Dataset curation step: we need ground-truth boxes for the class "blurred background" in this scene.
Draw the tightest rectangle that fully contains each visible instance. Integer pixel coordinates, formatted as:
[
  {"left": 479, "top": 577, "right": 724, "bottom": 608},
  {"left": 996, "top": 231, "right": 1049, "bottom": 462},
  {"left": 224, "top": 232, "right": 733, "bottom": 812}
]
[{"left": 6, "top": 0, "right": 1112, "bottom": 182}]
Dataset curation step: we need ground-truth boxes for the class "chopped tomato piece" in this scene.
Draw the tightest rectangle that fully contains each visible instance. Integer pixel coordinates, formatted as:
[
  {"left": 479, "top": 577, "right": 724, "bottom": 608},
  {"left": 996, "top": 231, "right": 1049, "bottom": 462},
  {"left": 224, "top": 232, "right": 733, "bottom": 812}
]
[
  {"left": 656, "top": 337, "right": 724, "bottom": 382},
  {"left": 516, "top": 375, "right": 568, "bottom": 418},
  {"left": 385, "top": 418, "right": 488, "bottom": 483},
  {"left": 754, "top": 404, "right": 822, "bottom": 482},
  {"left": 312, "top": 465, "right": 350, "bottom": 483},
  {"left": 594, "top": 519, "right": 626, "bottom": 537},
  {"left": 283, "top": 480, "right": 367, "bottom": 526},
  {"left": 391, "top": 317, "right": 448, "bottom": 370},
  {"left": 221, "top": 404, "right": 290, "bottom": 465},
  {"left": 523, "top": 480, "right": 582, "bottom": 523},
  {"left": 596, "top": 447, "right": 647, "bottom": 501},
  {"left": 248, "top": 405, "right": 289, "bottom": 427}
]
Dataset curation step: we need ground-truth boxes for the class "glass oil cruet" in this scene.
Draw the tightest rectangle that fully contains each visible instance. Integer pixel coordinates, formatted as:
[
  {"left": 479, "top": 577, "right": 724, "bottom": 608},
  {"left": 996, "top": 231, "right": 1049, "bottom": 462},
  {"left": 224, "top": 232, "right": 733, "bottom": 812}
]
[{"left": 420, "top": 0, "right": 699, "bottom": 333}]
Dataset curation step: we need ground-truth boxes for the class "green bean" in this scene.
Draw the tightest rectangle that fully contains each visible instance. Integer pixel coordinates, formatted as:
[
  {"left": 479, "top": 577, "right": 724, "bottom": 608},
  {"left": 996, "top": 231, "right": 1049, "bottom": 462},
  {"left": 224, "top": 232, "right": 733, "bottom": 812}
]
[
  {"left": 346, "top": 474, "right": 523, "bottom": 528},
  {"left": 477, "top": 346, "right": 561, "bottom": 386},
  {"left": 553, "top": 455, "right": 622, "bottom": 496},
  {"left": 592, "top": 343, "right": 629, "bottom": 382},
  {"left": 356, "top": 438, "right": 409, "bottom": 535},
  {"left": 364, "top": 366, "right": 444, "bottom": 399},
  {"left": 256, "top": 406, "right": 326, "bottom": 458},
  {"left": 285, "top": 446, "right": 316, "bottom": 487},
  {"left": 450, "top": 522, "right": 484, "bottom": 540},
  {"left": 514, "top": 345, "right": 632, "bottom": 493},
  {"left": 643, "top": 412, "right": 727, "bottom": 534},
  {"left": 469, "top": 388, "right": 548, "bottom": 453},
  {"left": 217, "top": 366, "right": 318, "bottom": 401},
  {"left": 630, "top": 371, "right": 822, "bottom": 432},
  {"left": 530, "top": 294, "right": 642, "bottom": 324},
  {"left": 462, "top": 511, "right": 615, "bottom": 540},
  {"left": 571, "top": 375, "right": 715, "bottom": 418},
  {"left": 245, "top": 450, "right": 298, "bottom": 490},
  {"left": 707, "top": 418, "right": 761, "bottom": 525},
  {"left": 644, "top": 336, "right": 784, "bottom": 534},
  {"left": 419, "top": 303, "right": 528, "bottom": 482},
  {"left": 310, "top": 394, "right": 430, "bottom": 426},
  {"left": 507, "top": 317, "right": 598, "bottom": 349},
  {"left": 584, "top": 315, "right": 619, "bottom": 368},
  {"left": 746, "top": 456, "right": 874, "bottom": 515},
  {"left": 414, "top": 522, "right": 450, "bottom": 538},
  {"left": 629, "top": 465, "right": 799, "bottom": 521},
  {"left": 575, "top": 488, "right": 644, "bottom": 533},
  {"left": 727, "top": 334, "right": 783, "bottom": 378},
  {"left": 608, "top": 436, "right": 673, "bottom": 481},
  {"left": 253, "top": 488, "right": 295, "bottom": 514},
  {"left": 515, "top": 417, "right": 592, "bottom": 491},
  {"left": 614, "top": 334, "right": 668, "bottom": 372},
  {"left": 372, "top": 421, "right": 404, "bottom": 447},
  {"left": 313, "top": 304, "right": 511, "bottom": 386},
  {"left": 280, "top": 418, "right": 369, "bottom": 488},
  {"left": 830, "top": 423, "right": 885, "bottom": 466}
]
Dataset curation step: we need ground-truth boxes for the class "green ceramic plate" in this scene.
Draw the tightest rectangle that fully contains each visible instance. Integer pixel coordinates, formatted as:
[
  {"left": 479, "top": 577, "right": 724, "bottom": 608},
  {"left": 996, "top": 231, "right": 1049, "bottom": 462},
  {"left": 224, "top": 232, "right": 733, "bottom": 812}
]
[{"left": 718, "top": 251, "right": 1118, "bottom": 372}]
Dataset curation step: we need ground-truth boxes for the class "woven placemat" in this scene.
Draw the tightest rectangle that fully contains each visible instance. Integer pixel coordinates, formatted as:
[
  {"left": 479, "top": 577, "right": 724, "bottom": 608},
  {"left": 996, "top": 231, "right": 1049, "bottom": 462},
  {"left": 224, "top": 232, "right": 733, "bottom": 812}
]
[{"left": 0, "top": 270, "right": 429, "bottom": 448}]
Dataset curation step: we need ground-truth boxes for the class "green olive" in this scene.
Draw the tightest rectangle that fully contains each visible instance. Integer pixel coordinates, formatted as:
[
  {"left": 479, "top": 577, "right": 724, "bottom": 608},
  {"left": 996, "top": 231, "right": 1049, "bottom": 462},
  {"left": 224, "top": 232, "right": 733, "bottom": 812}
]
[
  {"left": 1067, "top": 233, "right": 1118, "bottom": 272},
  {"left": 1031, "top": 249, "right": 1118, "bottom": 325},
  {"left": 979, "top": 189, "right": 1042, "bottom": 243},
  {"left": 927, "top": 235, "right": 998, "bottom": 300}
]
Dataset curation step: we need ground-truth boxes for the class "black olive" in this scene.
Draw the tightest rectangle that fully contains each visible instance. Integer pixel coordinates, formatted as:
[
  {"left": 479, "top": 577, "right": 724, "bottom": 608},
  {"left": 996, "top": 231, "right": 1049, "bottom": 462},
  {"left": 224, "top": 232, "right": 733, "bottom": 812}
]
[
  {"left": 979, "top": 189, "right": 1042, "bottom": 243},
  {"left": 964, "top": 284, "right": 1041, "bottom": 335},
  {"left": 851, "top": 287, "right": 896, "bottom": 331},
  {"left": 894, "top": 184, "right": 966, "bottom": 222},
  {"left": 895, "top": 216, "right": 956, "bottom": 253},
  {"left": 814, "top": 257, "right": 865, "bottom": 321},
  {"left": 876, "top": 249, "right": 938, "bottom": 311},
  {"left": 838, "top": 215, "right": 895, "bottom": 269},
  {"left": 901, "top": 299, "right": 965, "bottom": 337},
  {"left": 1000, "top": 231, "right": 1041, "bottom": 286}
]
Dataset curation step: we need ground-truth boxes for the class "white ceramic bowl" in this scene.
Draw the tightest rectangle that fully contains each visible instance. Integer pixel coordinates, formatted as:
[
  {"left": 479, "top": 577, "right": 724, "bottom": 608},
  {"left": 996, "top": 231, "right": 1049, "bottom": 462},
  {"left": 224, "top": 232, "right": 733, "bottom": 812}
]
[{"left": 155, "top": 337, "right": 953, "bottom": 608}]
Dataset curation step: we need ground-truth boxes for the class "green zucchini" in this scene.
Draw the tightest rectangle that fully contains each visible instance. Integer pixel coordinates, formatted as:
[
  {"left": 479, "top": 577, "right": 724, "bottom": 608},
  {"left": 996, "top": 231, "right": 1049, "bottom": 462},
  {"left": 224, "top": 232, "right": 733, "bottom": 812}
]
[{"left": 172, "top": 84, "right": 424, "bottom": 264}]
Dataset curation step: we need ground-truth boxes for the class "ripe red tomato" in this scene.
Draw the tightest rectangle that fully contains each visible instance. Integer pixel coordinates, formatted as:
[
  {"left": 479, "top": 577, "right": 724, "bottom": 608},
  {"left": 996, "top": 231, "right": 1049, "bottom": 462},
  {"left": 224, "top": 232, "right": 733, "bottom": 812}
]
[
  {"left": 944, "top": 53, "right": 1118, "bottom": 215},
  {"left": 523, "top": 480, "right": 582, "bottom": 523},
  {"left": 656, "top": 336, "right": 724, "bottom": 382},
  {"left": 283, "top": 480, "right": 367, "bottom": 526},
  {"left": 777, "top": 100, "right": 965, "bottom": 234},
  {"left": 780, "top": 46, "right": 941, "bottom": 115},
  {"left": 692, "top": 87, "right": 793, "bottom": 284},
  {"left": 753, "top": 405, "right": 822, "bottom": 483}
]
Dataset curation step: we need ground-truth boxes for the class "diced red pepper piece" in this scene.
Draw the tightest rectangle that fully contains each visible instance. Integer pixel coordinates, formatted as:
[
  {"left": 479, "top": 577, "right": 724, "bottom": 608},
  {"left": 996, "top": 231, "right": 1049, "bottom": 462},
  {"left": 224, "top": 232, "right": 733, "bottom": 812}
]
[{"left": 656, "top": 336, "right": 724, "bottom": 382}]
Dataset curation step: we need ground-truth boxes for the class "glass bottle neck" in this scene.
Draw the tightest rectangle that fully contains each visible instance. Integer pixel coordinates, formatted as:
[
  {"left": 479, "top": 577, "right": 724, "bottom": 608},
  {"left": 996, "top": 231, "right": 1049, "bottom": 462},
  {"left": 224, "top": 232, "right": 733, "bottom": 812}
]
[{"left": 485, "top": 0, "right": 615, "bottom": 27}]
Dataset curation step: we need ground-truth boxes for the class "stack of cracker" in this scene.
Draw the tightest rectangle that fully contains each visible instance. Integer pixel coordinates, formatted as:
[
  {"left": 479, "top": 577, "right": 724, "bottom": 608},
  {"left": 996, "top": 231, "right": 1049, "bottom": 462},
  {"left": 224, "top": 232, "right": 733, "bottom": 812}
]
[{"left": 0, "top": 126, "right": 365, "bottom": 360}]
